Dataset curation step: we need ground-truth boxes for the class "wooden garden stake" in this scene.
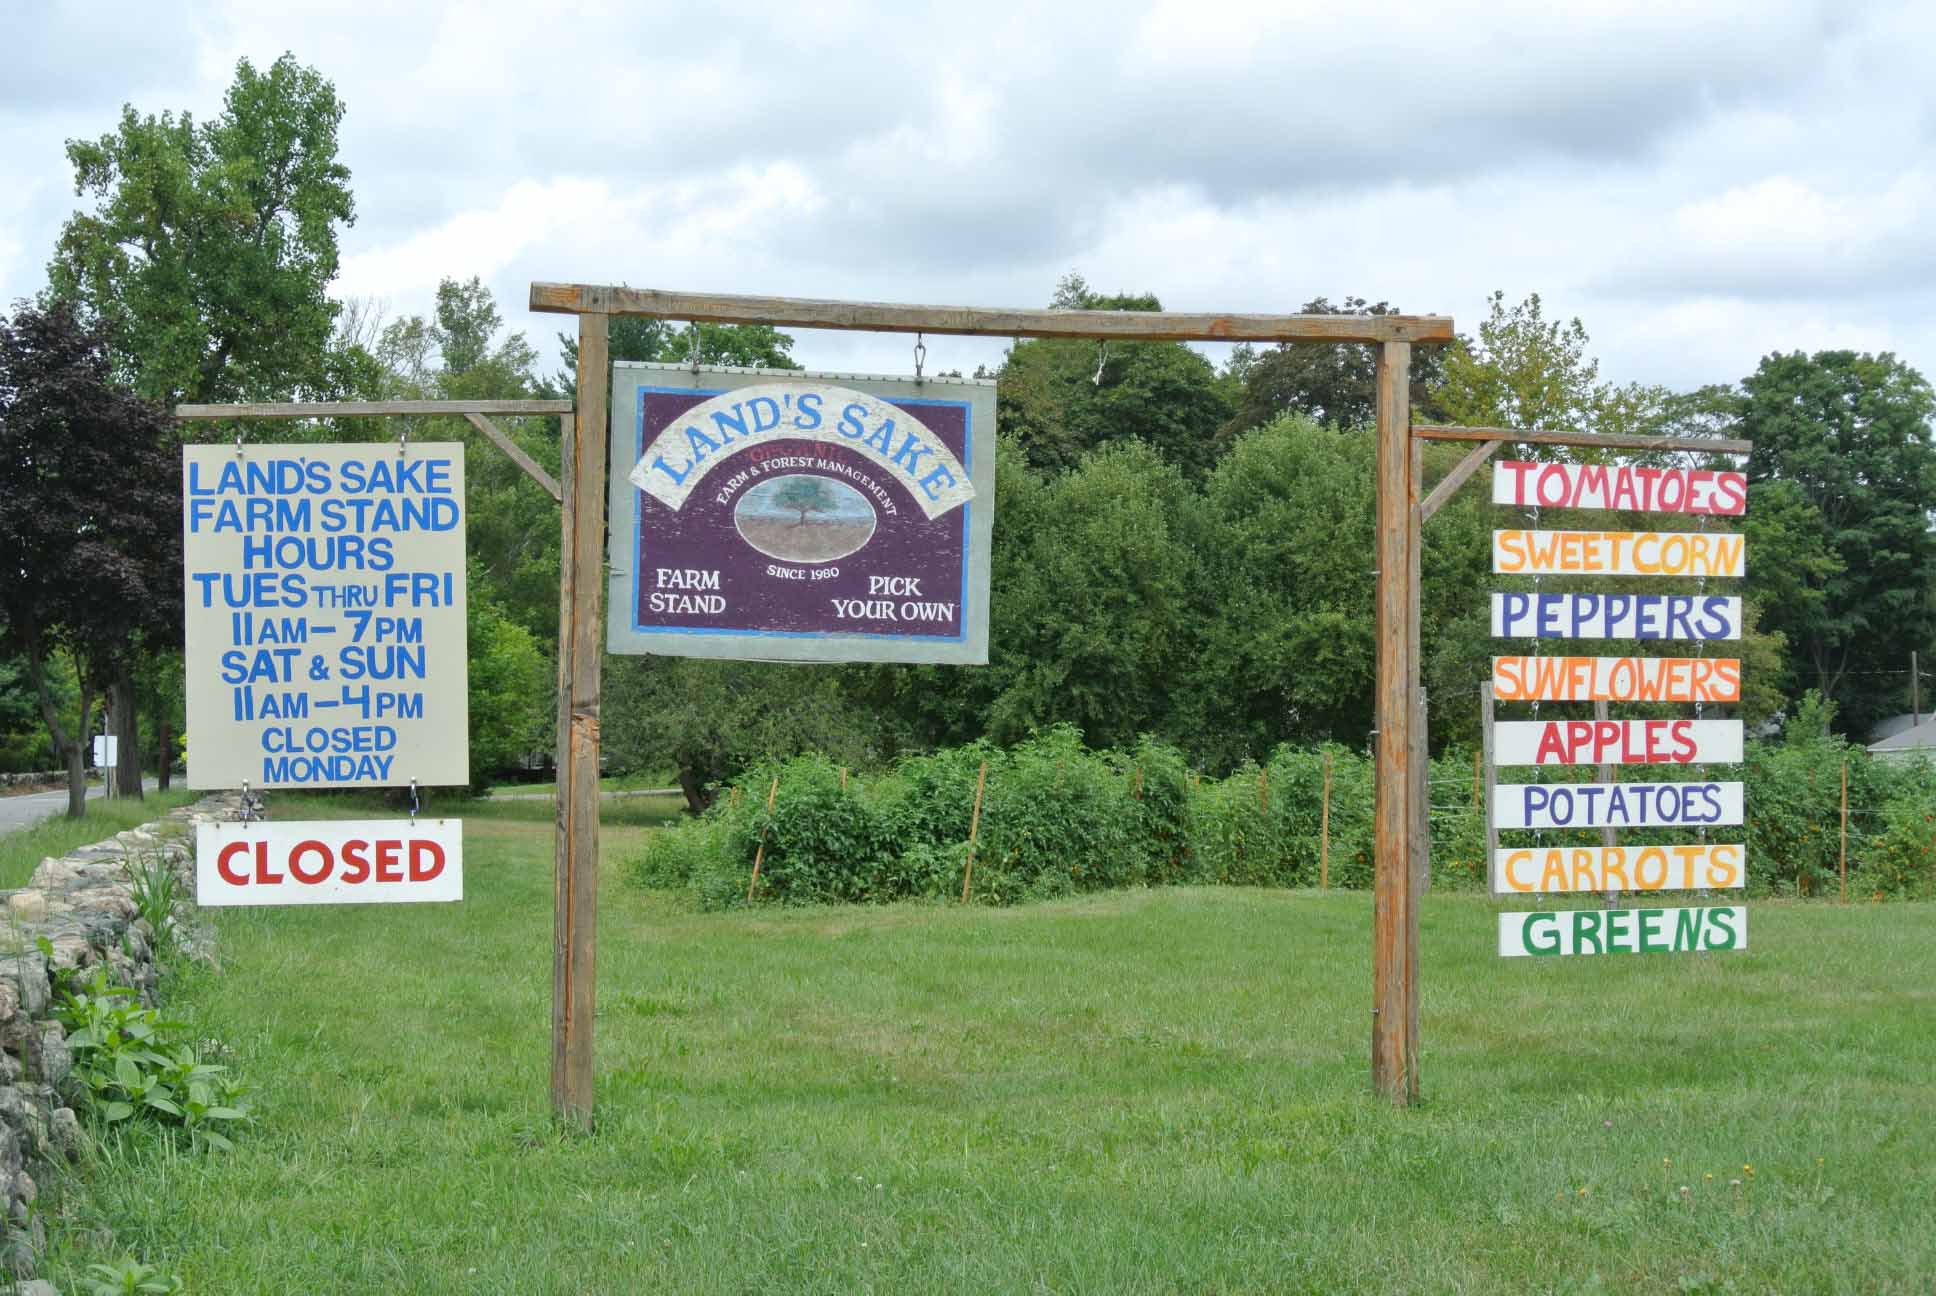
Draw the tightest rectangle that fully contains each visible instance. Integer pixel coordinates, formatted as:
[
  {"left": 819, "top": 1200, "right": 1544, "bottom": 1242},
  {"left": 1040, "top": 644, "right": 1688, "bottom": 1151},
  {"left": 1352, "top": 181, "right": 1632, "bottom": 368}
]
[
  {"left": 840, "top": 766, "right": 848, "bottom": 791},
  {"left": 1131, "top": 765, "right": 1142, "bottom": 799},
  {"left": 745, "top": 775, "right": 780, "bottom": 902},
  {"left": 1840, "top": 758, "right": 1848, "bottom": 904},
  {"left": 960, "top": 760, "right": 990, "bottom": 904},
  {"left": 1320, "top": 750, "right": 1332, "bottom": 890}
]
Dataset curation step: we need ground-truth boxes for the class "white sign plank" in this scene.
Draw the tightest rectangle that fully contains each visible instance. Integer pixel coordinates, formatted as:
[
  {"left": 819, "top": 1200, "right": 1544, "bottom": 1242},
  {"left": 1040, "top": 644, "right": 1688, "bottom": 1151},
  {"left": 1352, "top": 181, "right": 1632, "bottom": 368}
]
[
  {"left": 1493, "top": 529, "right": 1745, "bottom": 578},
  {"left": 1498, "top": 905, "right": 1746, "bottom": 957},
  {"left": 1491, "top": 461, "right": 1746, "bottom": 515},
  {"left": 1492, "top": 719, "right": 1742, "bottom": 766},
  {"left": 1493, "top": 780, "right": 1744, "bottom": 829},
  {"left": 1494, "top": 843, "right": 1745, "bottom": 894},
  {"left": 1492, "top": 656, "right": 1740, "bottom": 704},
  {"left": 1490, "top": 592, "right": 1742, "bottom": 640},
  {"left": 196, "top": 819, "right": 462, "bottom": 906},
  {"left": 182, "top": 444, "right": 469, "bottom": 789}
]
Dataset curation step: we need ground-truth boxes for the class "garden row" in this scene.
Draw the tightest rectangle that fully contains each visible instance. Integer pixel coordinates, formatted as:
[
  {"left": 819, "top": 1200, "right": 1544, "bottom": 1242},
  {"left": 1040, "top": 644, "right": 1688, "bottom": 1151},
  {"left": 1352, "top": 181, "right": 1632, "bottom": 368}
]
[{"left": 630, "top": 723, "right": 1936, "bottom": 908}]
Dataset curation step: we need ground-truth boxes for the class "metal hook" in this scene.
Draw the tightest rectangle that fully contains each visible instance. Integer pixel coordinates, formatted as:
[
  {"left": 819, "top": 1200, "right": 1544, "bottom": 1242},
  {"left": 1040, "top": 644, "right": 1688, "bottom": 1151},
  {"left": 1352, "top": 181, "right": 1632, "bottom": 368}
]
[
  {"left": 688, "top": 323, "right": 702, "bottom": 374},
  {"left": 398, "top": 425, "right": 409, "bottom": 458},
  {"left": 1092, "top": 341, "right": 1109, "bottom": 386},
  {"left": 913, "top": 332, "right": 927, "bottom": 383},
  {"left": 409, "top": 778, "right": 420, "bottom": 826},
  {"left": 235, "top": 431, "right": 246, "bottom": 459}
]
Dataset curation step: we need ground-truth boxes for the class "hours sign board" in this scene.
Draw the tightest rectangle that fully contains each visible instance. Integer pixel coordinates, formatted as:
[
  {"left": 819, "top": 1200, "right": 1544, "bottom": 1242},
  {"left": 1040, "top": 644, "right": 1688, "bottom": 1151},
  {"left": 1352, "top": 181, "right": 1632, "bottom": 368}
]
[
  {"left": 182, "top": 443, "right": 469, "bottom": 789},
  {"left": 608, "top": 364, "right": 995, "bottom": 664}
]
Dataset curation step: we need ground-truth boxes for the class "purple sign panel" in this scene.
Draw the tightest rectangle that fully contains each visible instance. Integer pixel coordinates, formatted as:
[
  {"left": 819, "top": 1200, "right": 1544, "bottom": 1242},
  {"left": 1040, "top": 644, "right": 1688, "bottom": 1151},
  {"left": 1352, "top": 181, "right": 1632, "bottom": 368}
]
[{"left": 607, "top": 364, "right": 995, "bottom": 664}]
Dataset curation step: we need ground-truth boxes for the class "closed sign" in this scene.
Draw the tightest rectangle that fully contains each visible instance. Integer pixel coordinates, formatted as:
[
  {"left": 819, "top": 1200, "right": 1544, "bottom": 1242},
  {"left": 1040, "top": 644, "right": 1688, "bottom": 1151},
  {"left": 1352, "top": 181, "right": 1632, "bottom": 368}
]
[{"left": 196, "top": 820, "right": 462, "bottom": 906}]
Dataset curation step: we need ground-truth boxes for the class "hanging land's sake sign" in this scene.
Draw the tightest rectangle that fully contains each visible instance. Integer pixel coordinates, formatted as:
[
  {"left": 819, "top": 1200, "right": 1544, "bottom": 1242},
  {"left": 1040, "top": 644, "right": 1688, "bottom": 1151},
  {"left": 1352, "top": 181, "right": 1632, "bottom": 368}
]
[
  {"left": 1494, "top": 779, "right": 1744, "bottom": 830},
  {"left": 182, "top": 443, "right": 469, "bottom": 789},
  {"left": 1493, "top": 718, "right": 1742, "bottom": 766},
  {"left": 1491, "top": 460, "right": 1747, "bottom": 515},
  {"left": 610, "top": 364, "right": 994, "bottom": 664},
  {"left": 1493, "top": 529, "right": 1744, "bottom": 578},
  {"left": 1491, "top": 593, "right": 1743, "bottom": 640},
  {"left": 1498, "top": 905, "right": 1746, "bottom": 957},
  {"left": 1492, "top": 655, "right": 1741, "bottom": 703},
  {"left": 1493, "top": 842, "right": 1745, "bottom": 894}
]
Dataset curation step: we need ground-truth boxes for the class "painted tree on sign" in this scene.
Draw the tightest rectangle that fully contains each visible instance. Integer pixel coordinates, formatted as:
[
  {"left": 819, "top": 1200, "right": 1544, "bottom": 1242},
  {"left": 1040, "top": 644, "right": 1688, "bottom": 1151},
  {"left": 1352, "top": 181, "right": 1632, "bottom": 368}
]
[{"left": 774, "top": 477, "right": 838, "bottom": 528}]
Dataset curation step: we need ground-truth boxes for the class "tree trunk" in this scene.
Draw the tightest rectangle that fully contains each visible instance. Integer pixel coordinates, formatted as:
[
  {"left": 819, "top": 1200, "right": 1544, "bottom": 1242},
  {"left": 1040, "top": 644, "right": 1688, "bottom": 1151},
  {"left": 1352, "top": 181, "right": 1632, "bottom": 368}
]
[
  {"left": 676, "top": 764, "right": 712, "bottom": 816},
  {"left": 110, "top": 661, "right": 144, "bottom": 800},
  {"left": 156, "top": 719, "right": 173, "bottom": 792},
  {"left": 21, "top": 627, "right": 89, "bottom": 819}
]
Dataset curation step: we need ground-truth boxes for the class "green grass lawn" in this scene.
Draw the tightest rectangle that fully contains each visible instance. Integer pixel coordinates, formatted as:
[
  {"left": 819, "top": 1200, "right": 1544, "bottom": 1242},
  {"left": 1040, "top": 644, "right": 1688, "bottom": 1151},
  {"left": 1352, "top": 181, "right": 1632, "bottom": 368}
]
[
  {"left": 44, "top": 801, "right": 1936, "bottom": 1294},
  {"left": 0, "top": 789, "right": 197, "bottom": 889}
]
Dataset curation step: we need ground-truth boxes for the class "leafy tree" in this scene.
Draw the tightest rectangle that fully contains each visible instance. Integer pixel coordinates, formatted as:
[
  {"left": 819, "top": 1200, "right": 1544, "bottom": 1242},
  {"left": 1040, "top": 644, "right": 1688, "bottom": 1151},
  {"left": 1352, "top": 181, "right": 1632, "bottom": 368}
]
[
  {"left": 551, "top": 318, "right": 800, "bottom": 393},
  {"left": 0, "top": 301, "right": 178, "bottom": 815},
  {"left": 1431, "top": 291, "right": 1666, "bottom": 442},
  {"left": 1740, "top": 350, "right": 1936, "bottom": 734},
  {"left": 1222, "top": 295, "right": 1448, "bottom": 437},
  {"left": 50, "top": 53, "right": 354, "bottom": 406},
  {"left": 998, "top": 274, "right": 1232, "bottom": 478},
  {"left": 466, "top": 584, "right": 549, "bottom": 790}
]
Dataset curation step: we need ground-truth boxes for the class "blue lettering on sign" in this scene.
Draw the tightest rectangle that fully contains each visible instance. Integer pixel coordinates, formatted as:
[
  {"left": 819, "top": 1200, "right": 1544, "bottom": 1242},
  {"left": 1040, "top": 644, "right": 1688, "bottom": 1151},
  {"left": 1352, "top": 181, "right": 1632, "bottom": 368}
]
[{"left": 189, "top": 447, "right": 464, "bottom": 788}]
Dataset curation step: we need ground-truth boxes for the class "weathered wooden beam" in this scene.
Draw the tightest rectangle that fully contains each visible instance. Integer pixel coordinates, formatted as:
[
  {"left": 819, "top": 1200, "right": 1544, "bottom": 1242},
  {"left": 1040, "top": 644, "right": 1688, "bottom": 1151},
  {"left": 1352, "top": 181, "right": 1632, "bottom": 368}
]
[
  {"left": 175, "top": 399, "right": 573, "bottom": 419},
  {"left": 1372, "top": 338, "right": 1421, "bottom": 1106},
  {"left": 527, "top": 282, "right": 1456, "bottom": 345},
  {"left": 462, "top": 412, "right": 562, "bottom": 503},
  {"left": 1420, "top": 439, "right": 1502, "bottom": 523},
  {"left": 553, "top": 316, "right": 607, "bottom": 1130},
  {"left": 1412, "top": 424, "right": 1753, "bottom": 455}
]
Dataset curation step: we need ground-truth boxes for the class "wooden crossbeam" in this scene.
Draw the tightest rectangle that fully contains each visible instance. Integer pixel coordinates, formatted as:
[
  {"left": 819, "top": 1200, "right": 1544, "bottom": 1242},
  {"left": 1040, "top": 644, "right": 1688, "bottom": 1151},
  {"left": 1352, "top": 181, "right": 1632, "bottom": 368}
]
[
  {"left": 463, "top": 413, "right": 562, "bottom": 503},
  {"left": 1419, "top": 439, "right": 1501, "bottom": 523},
  {"left": 1413, "top": 424, "right": 1752, "bottom": 455},
  {"left": 528, "top": 282, "right": 1455, "bottom": 345},
  {"left": 175, "top": 400, "right": 573, "bottom": 418}
]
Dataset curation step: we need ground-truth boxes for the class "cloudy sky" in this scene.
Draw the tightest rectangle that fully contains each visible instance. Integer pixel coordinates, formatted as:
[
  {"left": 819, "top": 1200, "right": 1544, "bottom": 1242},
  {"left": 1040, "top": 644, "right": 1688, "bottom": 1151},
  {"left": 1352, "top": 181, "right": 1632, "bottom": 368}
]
[{"left": 5, "top": 0, "right": 1932, "bottom": 392}]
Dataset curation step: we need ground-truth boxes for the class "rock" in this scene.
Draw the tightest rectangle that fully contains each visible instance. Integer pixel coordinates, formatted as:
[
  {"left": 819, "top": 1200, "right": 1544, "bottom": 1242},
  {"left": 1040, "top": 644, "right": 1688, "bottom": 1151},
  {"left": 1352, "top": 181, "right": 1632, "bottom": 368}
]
[
  {"left": 0, "top": 959, "right": 48, "bottom": 1020},
  {"left": 5, "top": 892, "right": 48, "bottom": 924},
  {"left": 47, "top": 1109, "right": 78, "bottom": 1160},
  {"left": 0, "top": 983, "right": 18, "bottom": 1023},
  {"left": 12, "top": 1170, "right": 34, "bottom": 1206},
  {"left": 31, "top": 1027, "right": 68, "bottom": 1090},
  {"left": 16, "top": 1279, "right": 59, "bottom": 1296}
]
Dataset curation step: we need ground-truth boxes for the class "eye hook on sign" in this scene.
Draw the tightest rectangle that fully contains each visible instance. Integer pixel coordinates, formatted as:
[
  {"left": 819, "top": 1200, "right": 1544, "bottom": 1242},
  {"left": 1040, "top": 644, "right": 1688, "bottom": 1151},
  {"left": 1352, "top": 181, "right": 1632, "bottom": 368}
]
[
  {"left": 235, "top": 430, "right": 246, "bottom": 460},
  {"left": 1092, "top": 341, "right": 1110, "bottom": 386},
  {"left": 409, "top": 778, "right": 420, "bottom": 827},
  {"left": 913, "top": 332, "right": 927, "bottom": 384},
  {"left": 398, "top": 425, "right": 409, "bottom": 459},
  {"left": 688, "top": 323, "right": 702, "bottom": 374}
]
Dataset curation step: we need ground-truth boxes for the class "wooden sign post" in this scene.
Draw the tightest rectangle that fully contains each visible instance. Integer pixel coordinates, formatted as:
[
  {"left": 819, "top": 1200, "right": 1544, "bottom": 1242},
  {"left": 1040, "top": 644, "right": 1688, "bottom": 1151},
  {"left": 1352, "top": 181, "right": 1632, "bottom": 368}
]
[{"left": 530, "top": 282, "right": 1454, "bottom": 1111}]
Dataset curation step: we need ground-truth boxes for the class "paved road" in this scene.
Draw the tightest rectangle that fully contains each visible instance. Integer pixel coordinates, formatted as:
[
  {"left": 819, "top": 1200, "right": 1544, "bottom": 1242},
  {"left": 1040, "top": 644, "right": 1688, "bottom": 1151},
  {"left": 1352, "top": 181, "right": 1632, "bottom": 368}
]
[{"left": 0, "top": 778, "right": 159, "bottom": 836}]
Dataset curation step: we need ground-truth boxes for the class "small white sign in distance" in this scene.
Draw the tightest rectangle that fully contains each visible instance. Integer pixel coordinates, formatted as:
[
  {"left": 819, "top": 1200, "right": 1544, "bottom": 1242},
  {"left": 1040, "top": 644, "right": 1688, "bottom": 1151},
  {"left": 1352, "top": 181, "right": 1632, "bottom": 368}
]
[
  {"left": 1493, "top": 780, "right": 1744, "bottom": 829},
  {"left": 196, "top": 819, "right": 462, "bottom": 906},
  {"left": 1492, "top": 719, "right": 1743, "bottom": 766},
  {"left": 1498, "top": 905, "right": 1746, "bottom": 957}
]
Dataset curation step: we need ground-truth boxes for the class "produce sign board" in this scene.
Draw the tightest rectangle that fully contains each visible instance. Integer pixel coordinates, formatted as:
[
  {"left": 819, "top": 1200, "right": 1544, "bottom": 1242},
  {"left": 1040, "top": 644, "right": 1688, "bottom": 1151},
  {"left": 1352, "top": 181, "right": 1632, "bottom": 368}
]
[
  {"left": 1491, "top": 461, "right": 1746, "bottom": 515},
  {"left": 1493, "top": 842, "right": 1744, "bottom": 894},
  {"left": 608, "top": 364, "right": 995, "bottom": 665},
  {"left": 182, "top": 443, "right": 469, "bottom": 789},
  {"left": 1492, "top": 719, "right": 1743, "bottom": 766},
  {"left": 1491, "top": 592, "right": 1742, "bottom": 640},
  {"left": 1493, "top": 529, "right": 1744, "bottom": 578},
  {"left": 1491, "top": 655, "right": 1740, "bottom": 703},
  {"left": 196, "top": 820, "right": 462, "bottom": 906},
  {"left": 1498, "top": 905, "right": 1746, "bottom": 957},
  {"left": 1493, "top": 780, "right": 1744, "bottom": 830}
]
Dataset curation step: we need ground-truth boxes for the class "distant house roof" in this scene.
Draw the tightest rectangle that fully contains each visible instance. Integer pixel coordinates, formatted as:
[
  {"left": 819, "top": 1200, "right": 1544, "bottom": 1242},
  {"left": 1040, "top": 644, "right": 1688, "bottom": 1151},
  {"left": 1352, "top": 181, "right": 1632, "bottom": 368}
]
[{"left": 1868, "top": 715, "right": 1936, "bottom": 758}]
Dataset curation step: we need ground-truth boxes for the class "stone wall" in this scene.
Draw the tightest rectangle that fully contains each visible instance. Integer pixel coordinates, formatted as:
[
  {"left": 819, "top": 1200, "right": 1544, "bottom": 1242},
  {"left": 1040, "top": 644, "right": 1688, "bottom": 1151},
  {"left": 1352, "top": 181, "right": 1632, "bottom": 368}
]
[{"left": 0, "top": 793, "right": 233, "bottom": 1288}]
